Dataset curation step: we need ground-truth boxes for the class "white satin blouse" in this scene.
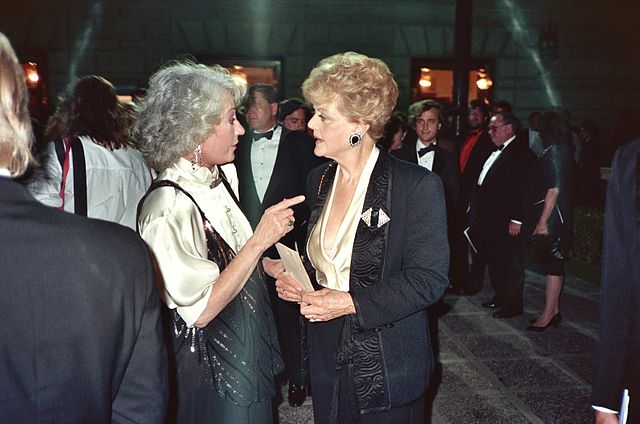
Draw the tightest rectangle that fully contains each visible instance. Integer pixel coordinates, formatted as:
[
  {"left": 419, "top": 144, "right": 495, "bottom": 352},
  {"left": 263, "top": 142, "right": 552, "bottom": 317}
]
[
  {"left": 307, "top": 147, "right": 379, "bottom": 292},
  {"left": 137, "top": 158, "right": 253, "bottom": 326}
]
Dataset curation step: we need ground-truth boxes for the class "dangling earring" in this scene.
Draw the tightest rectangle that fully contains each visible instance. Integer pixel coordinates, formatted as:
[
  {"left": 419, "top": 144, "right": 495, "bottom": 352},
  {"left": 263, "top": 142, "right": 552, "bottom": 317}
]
[
  {"left": 348, "top": 131, "right": 362, "bottom": 148},
  {"left": 190, "top": 144, "right": 203, "bottom": 170}
]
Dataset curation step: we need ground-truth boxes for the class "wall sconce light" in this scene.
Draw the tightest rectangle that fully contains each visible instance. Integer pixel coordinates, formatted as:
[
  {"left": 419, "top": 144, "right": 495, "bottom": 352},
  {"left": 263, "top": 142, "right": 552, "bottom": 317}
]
[
  {"left": 476, "top": 68, "right": 492, "bottom": 90},
  {"left": 419, "top": 67, "right": 433, "bottom": 90},
  {"left": 22, "top": 62, "right": 40, "bottom": 88}
]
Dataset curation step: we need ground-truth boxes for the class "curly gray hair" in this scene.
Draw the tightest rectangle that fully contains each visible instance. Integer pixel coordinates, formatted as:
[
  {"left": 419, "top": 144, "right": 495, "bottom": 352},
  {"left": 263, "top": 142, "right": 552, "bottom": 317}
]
[{"left": 134, "top": 62, "right": 247, "bottom": 172}]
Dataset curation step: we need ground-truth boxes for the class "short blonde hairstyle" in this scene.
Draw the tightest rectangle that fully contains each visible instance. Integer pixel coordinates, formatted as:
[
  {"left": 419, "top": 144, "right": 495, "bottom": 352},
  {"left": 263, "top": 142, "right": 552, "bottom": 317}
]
[
  {"left": 302, "top": 52, "right": 398, "bottom": 140},
  {"left": 0, "top": 32, "right": 35, "bottom": 177}
]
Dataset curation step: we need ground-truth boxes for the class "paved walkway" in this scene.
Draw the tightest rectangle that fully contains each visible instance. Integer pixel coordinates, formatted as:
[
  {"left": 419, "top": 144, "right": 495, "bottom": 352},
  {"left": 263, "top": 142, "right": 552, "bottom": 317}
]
[{"left": 278, "top": 269, "right": 600, "bottom": 423}]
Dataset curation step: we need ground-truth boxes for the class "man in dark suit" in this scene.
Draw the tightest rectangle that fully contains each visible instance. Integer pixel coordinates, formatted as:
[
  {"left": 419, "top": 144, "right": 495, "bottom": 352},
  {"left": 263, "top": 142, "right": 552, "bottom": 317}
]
[
  {"left": 392, "top": 99, "right": 461, "bottom": 287},
  {"left": 0, "top": 31, "right": 167, "bottom": 423},
  {"left": 457, "top": 100, "right": 495, "bottom": 295},
  {"left": 592, "top": 138, "right": 640, "bottom": 424},
  {"left": 234, "top": 83, "right": 321, "bottom": 406},
  {"left": 470, "top": 112, "right": 534, "bottom": 318},
  {"left": 393, "top": 99, "right": 459, "bottom": 207}
]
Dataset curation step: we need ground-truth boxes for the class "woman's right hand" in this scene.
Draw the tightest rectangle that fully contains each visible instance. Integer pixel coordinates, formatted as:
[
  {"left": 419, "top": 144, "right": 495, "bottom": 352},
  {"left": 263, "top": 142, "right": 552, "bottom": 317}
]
[
  {"left": 275, "top": 272, "right": 303, "bottom": 303},
  {"left": 252, "top": 195, "right": 305, "bottom": 252},
  {"left": 533, "top": 220, "right": 549, "bottom": 236}
]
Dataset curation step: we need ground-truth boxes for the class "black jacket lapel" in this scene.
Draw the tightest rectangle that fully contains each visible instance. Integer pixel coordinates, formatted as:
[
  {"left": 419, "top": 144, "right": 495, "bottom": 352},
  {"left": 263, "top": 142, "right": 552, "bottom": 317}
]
[
  {"left": 262, "top": 126, "right": 288, "bottom": 204},
  {"left": 433, "top": 149, "right": 444, "bottom": 176},
  {"left": 349, "top": 151, "right": 392, "bottom": 290}
]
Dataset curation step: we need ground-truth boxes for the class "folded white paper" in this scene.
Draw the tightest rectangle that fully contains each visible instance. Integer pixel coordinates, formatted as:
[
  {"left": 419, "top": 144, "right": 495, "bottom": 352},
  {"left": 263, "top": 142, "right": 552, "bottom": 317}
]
[{"left": 275, "top": 243, "right": 315, "bottom": 292}]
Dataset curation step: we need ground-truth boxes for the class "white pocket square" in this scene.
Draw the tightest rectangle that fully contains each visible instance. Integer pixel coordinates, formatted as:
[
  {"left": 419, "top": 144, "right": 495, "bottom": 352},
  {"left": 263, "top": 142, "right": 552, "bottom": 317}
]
[{"left": 361, "top": 207, "right": 390, "bottom": 228}]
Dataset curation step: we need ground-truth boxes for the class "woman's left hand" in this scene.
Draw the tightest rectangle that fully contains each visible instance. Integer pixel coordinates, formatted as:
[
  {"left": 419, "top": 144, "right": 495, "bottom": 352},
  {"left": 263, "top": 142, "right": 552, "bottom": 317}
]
[
  {"left": 534, "top": 221, "right": 549, "bottom": 236},
  {"left": 300, "top": 289, "right": 356, "bottom": 322}
]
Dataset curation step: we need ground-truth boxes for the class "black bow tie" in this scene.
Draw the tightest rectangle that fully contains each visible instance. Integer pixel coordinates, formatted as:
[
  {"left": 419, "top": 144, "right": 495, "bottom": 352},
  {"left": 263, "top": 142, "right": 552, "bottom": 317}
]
[
  {"left": 252, "top": 129, "right": 274, "bottom": 141},
  {"left": 418, "top": 144, "right": 436, "bottom": 157},
  {"left": 493, "top": 144, "right": 505, "bottom": 152}
]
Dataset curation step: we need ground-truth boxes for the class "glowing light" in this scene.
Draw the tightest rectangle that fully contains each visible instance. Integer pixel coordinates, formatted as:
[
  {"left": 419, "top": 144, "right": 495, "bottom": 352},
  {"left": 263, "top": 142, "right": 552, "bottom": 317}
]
[
  {"left": 500, "top": 0, "right": 560, "bottom": 108},
  {"left": 418, "top": 67, "right": 433, "bottom": 90},
  {"left": 68, "top": 2, "right": 103, "bottom": 83},
  {"left": 22, "top": 62, "right": 39, "bottom": 88},
  {"left": 476, "top": 69, "right": 493, "bottom": 90}
]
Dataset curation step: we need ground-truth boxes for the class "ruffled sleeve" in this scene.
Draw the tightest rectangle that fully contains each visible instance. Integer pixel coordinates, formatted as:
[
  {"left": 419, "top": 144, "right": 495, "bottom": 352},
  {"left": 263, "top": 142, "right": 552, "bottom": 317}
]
[{"left": 138, "top": 187, "right": 220, "bottom": 327}]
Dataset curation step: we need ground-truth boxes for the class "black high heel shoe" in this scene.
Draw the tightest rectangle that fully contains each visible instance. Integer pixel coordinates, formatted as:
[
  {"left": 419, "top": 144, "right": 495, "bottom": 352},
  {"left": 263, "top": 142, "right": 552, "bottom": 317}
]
[{"left": 527, "top": 313, "right": 562, "bottom": 332}]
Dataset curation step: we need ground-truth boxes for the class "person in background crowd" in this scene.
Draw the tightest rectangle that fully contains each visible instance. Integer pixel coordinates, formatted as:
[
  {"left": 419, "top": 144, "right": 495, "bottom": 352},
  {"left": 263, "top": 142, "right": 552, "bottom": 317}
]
[
  {"left": 135, "top": 62, "right": 298, "bottom": 423},
  {"left": 576, "top": 118, "right": 606, "bottom": 207},
  {"left": 458, "top": 100, "right": 495, "bottom": 295},
  {"left": 472, "top": 112, "right": 535, "bottom": 318},
  {"left": 27, "top": 75, "right": 152, "bottom": 229},
  {"left": 592, "top": 136, "right": 640, "bottom": 424},
  {"left": 276, "top": 51, "right": 449, "bottom": 424},
  {"left": 279, "top": 97, "right": 311, "bottom": 132},
  {"left": 43, "top": 92, "right": 71, "bottom": 146},
  {"left": 524, "top": 111, "right": 574, "bottom": 331},
  {"left": 493, "top": 99, "right": 512, "bottom": 114},
  {"left": 392, "top": 99, "right": 461, "bottom": 290},
  {"left": 521, "top": 111, "right": 543, "bottom": 157},
  {"left": 563, "top": 109, "right": 582, "bottom": 164},
  {"left": 235, "top": 83, "right": 322, "bottom": 407},
  {"left": 0, "top": 31, "right": 167, "bottom": 423},
  {"left": 379, "top": 112, "right": 407, "bottom": 152}
]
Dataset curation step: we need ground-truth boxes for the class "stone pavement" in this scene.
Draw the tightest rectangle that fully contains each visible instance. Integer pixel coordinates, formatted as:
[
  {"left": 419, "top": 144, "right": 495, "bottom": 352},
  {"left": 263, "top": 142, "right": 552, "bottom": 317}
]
[{"left": 278, "top": 269, "right": 600, "bottom": 423}]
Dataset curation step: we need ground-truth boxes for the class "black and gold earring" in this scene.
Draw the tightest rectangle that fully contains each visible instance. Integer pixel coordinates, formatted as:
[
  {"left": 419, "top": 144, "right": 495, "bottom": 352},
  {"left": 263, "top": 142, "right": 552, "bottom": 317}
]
[{"left": 348, "top": 132, "right": 362, "bottom": 148}]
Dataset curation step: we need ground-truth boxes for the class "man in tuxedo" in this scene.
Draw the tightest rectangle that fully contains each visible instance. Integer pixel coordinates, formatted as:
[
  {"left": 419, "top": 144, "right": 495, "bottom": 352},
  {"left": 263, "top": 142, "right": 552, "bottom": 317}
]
[
  {"left": 234, "top": 83, "right": 321, "bottom": 406},
  {"left": 279, "top": 97, "right": 311, "bottom": 132},
  {"left": 0, "top": 31, "right": 167, "bottom": 423},
  {"left": 392, "top": 99, "right": 461, "bottom": 287},
  {"left": 592, "top": 138, "right": 640, "bottom": 424},
  {"left": 393, "top": 99, "right": 459, "bottom": 206},
  {"left": 458, "top": 100, "right": 495, "bottom": 295},
  {"left": 470, "top": 112, "right": 534, "bottom": 318}
]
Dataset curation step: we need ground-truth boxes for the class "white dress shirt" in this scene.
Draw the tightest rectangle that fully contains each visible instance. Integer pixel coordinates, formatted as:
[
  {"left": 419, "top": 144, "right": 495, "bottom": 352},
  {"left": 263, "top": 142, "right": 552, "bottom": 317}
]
[
  {"left": 0, "top": 168, "right": 10, "bottom": 177},
  {"left": 27, "top": 135, "right": 153, "bottom": 229},
  {"left": 251, "top": 125, "right": 282, "bottom": 202},
  {"left": 416, "top": 140, "right": 436, "bottom": 171},
  {"left": 137, "top": 159, "right": 253, "bottom": 326},
  {"left": 477, "top": 135, "right": 516, "bottom": 186}
]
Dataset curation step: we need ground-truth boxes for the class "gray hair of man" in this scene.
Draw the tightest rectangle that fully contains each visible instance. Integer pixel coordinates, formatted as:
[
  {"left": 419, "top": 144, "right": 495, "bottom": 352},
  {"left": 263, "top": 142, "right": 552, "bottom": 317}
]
[
  {"left": 492, "top": 111, "right": 521, "bottom": 135},
  {"left": 0, "top": 32, "right": 35, "bottom": 177},
  {"left": 133, "top": 61, "right": 247, "bottom": 172}
]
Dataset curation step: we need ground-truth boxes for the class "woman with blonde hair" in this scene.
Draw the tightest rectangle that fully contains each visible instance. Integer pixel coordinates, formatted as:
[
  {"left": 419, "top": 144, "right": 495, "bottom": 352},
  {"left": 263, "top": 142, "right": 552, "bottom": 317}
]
[{"left": 275, "top": 52, "right": 449, "bottom": 423}]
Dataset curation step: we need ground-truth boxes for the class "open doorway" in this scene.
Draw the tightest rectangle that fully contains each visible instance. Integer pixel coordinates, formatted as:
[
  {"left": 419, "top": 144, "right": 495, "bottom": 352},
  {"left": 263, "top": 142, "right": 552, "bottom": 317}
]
[{"left": 410, "top": 58, "right": 495, "bottom": 108}]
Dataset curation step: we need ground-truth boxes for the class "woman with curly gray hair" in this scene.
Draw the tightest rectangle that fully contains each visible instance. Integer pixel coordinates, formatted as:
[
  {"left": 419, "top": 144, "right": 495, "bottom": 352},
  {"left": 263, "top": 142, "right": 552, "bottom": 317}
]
[{"left": 135, "top": 62, "right": 303, "bottom": 423}]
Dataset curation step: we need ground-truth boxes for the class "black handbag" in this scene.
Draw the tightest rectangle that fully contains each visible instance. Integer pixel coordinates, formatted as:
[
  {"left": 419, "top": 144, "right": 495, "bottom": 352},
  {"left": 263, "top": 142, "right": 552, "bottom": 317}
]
[{"left": 528, "top": 234, "right": 566, "bottom": 265}]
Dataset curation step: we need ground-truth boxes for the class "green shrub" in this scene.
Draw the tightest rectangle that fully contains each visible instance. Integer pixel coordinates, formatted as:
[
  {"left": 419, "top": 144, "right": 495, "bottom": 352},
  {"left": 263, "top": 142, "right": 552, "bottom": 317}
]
[{"left": 571, "top": 207, "right": 604, "bottom": 267}]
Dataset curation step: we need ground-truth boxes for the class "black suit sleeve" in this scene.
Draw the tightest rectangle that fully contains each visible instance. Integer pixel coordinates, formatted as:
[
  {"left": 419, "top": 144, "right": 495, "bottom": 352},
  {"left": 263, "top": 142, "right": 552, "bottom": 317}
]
[
  {"left": 351, "top": 171, "right": 449, "bottom": 329},
  {"left": 592, "top": 146, "right": 637, "bottom": 411},
  {"left": 440, "top": 149, "right": 461, "bottom": 210},
  {"left": 112, "top": 241, "right": 168, "bottom": 424},
  {"left": 509, "top": 145, "right": 534, "bottom": 223},
  {"left": 291, "top": 131, "right": 325, "bottom": 250}
]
